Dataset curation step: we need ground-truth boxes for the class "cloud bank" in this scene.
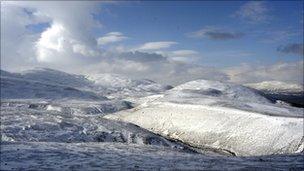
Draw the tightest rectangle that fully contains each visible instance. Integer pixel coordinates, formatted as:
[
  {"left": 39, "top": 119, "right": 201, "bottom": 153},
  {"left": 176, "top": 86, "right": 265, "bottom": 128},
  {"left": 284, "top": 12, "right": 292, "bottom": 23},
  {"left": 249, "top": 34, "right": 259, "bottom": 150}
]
[
  {"left": 1, "top": 1, "right": 303, "bottom": 86},
  {"left": 225, "top": 60, "right": 303, "bottom": 85}
]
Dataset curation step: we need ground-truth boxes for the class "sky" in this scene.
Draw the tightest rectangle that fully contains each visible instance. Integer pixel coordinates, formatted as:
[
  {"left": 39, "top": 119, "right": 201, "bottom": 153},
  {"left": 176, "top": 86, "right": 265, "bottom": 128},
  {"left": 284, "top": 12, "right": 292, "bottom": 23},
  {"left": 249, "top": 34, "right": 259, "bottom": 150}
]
[{"left": 1, "top": 1, "right": 303, "bottom": 85}]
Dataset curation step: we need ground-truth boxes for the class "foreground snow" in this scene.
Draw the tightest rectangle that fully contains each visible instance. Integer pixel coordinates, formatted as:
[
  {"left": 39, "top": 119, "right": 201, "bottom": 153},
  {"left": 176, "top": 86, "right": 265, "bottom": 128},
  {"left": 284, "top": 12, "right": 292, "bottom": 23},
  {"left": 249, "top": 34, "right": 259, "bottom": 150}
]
[
  {"left": 1, "top": 100, "right": 194, "bottom": 153},
  {"left": 1, "top": 142, "right": 303, "bottom": 170},
  {"left": 105, "top": 80, "right": 304, "bottom": 156}
]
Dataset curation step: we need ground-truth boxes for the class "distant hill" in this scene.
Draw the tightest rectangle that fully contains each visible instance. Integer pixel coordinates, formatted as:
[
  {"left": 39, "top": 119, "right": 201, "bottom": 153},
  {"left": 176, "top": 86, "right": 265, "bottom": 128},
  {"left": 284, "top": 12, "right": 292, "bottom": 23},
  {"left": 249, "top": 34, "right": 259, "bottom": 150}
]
[{"left": 245, "top": 81, "right": 304, "bottom": 107}]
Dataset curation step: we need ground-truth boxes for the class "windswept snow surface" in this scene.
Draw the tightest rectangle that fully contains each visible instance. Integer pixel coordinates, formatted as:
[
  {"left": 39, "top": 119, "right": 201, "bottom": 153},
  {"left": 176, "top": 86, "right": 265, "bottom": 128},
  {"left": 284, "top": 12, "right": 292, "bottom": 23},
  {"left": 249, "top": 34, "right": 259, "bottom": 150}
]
[{"left": 105, "top": 79, "right": 304, "bottom": 156}]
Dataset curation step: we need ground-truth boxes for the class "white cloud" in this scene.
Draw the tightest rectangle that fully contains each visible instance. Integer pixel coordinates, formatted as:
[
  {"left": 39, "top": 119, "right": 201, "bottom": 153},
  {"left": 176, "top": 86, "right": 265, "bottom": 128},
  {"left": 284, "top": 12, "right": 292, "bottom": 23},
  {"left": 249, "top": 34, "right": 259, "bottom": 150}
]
[
  {"left": 1, "top": 2, "right": 43, "bottom": 71},
  {"left": 171, "top": 50, "right": 198, "bottom": 56},
  {"left": 36, "top": 23, "right": 66, "bottom": 62},
  {"left": 72, "top": 44, "right": 100, "bottom": 57},
  {"left": 233, "top": 1, "right": 270, "bottom": 23},
  {"left": 97, "top": 32, "right": 127, "bottom": 45},
  {"left": 83, "top": 57, "right": 228, "bottom": 86},
  {"left": 1, "top": 1, "right": 102, "bottom": 69},
  {"left": 166, "top": 50, "right": 199, "bottom": 63},
  {"left": 138, "top": 41, "right": 178, "bottom": 50}
]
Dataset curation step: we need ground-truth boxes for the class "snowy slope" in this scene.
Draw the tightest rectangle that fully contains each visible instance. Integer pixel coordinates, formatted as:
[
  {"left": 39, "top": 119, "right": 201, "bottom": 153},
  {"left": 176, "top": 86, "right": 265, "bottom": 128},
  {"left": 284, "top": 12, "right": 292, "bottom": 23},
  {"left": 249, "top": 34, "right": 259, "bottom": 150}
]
[
  {"left": 1, "top": 68, "right": 103, "bottom": 100},
  {"left": 1, "top": 76, "right": 106, "bottom": 100},
  {"left": 0, "top": 69, "right": 19, "bottom": 78},
  {"left": 105, "top": 79, "right": 304, "bottom": 156},
  {"left": 20, "top": 68, "right": 93, "bottom": 88}
]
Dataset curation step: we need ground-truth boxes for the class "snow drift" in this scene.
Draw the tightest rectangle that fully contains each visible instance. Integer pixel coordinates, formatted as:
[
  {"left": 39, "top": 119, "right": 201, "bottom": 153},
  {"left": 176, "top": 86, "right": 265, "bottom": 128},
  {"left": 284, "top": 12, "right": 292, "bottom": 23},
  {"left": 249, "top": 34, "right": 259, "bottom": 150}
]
[{"left": 105, "top": 79, "right": 304, "bottom": 156}]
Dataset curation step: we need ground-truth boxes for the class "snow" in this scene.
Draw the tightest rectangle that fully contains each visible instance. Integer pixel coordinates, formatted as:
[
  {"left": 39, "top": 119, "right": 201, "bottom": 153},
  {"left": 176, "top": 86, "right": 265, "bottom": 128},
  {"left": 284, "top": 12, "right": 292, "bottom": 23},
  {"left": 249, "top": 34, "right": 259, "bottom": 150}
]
[
  {"left": 46, "top": 105, "right": 62, "bottom": 112},
  {"left": 105, "top": 79, "right": 304, "bottom": 156}
]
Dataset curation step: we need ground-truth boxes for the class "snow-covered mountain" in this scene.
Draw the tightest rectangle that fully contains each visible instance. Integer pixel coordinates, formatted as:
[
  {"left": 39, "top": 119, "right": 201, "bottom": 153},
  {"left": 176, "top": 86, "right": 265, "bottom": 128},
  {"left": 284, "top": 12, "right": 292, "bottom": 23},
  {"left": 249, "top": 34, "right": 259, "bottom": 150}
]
[
  {"left": 0, "top": 68, "right": 170, "bottom": 100},
  {"left": 1, "top": 68, "right": 303, "bottom": 169},
  {"left": 244, "top": 81, "right": 304, "bottom": 107},
  {"left": 160, "top": 80, "right": 304, "bottom": 116},
  {"left": 106, "top": 79, "right": 304, "bottom": 156},
  {"left": 1, "top": 68, "right": 105, "bottom": 100},
  {"left": 87, "top": 73, "right": 172, "bottom": 98},
  {"left": 1, "top": 76, "right": 106, "bottom": 100},
  {"left": 166, "top": 79, "right": 272, "bottom": 104},
  {"left": 245, "top": 81, "right": 303, "bottom": 94},
  {"left": 21, "top": 68, "right": 93, "bottom": 88}
]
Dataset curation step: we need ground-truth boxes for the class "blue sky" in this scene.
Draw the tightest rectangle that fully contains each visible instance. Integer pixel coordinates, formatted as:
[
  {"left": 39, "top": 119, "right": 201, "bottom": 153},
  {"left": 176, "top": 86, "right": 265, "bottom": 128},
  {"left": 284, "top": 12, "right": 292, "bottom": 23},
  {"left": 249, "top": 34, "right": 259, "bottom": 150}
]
[
  {"left": 1, "top": 1, "right": 303, "bottom": 84},
  {"left": 93, "top": 1, "right": 303, "bottom": 67}
]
